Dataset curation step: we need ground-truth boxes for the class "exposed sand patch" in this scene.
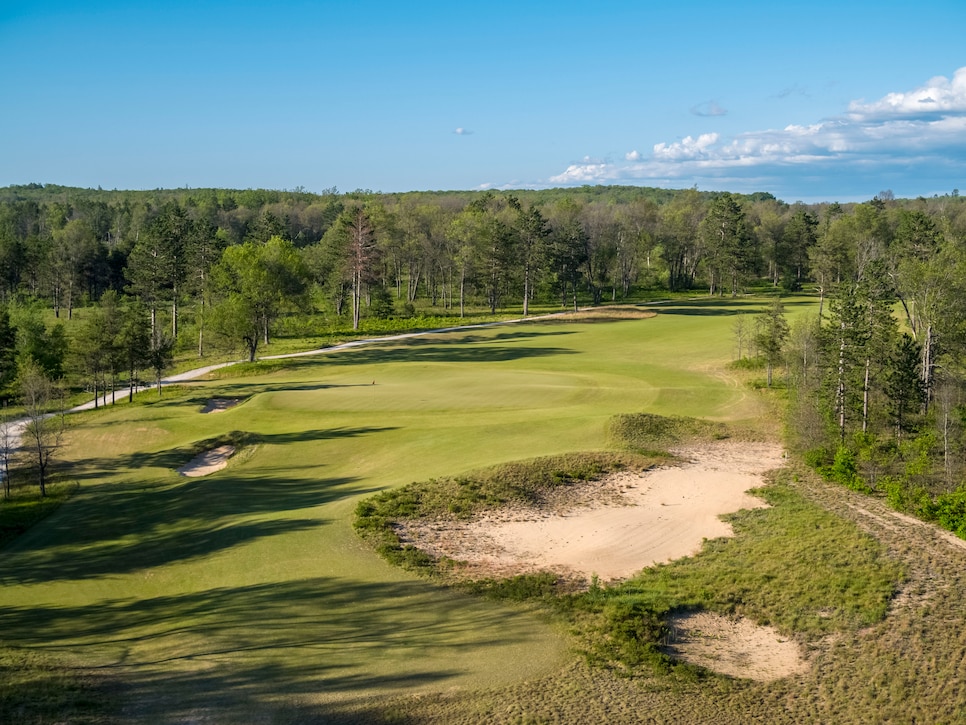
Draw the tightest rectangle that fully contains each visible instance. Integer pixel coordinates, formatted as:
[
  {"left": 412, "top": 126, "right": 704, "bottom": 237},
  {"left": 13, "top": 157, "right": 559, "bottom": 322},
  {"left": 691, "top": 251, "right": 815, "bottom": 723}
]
[
  {"left": 201, "top": 398, "right": 243, "bottom": 414},
  {"left": 177, "top": 445, "right": 235, "bottom": 477},
  {"left": 399, "top": 441, "right": 784, "bottom": 583},
  {"left": 397, "top": 441, "right": 804, "bottom": 680},
  {"left": 665, "top": 611, "right": 809, "bottom": 681}
]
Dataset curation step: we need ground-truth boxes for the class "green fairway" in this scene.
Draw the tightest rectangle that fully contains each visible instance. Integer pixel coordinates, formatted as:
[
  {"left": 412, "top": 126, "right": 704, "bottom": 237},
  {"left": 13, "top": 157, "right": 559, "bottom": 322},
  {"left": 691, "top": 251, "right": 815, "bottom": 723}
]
[{"left": 0, "top": 299, "right": 800, "bottom": 722}]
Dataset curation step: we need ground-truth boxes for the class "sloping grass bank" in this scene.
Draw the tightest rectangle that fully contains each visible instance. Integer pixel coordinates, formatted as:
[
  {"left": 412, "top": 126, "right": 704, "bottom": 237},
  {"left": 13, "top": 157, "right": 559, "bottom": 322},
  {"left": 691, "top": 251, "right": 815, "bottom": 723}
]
[{"left": 355, "top": 415, "right": 902, "bottom": 685}]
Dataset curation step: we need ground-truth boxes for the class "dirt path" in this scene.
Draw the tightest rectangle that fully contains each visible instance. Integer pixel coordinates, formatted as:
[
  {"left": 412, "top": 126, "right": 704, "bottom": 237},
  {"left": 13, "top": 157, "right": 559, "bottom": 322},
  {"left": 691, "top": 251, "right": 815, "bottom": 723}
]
[{"left": 789, "top": 471, "right": 966, "bottom": 614}]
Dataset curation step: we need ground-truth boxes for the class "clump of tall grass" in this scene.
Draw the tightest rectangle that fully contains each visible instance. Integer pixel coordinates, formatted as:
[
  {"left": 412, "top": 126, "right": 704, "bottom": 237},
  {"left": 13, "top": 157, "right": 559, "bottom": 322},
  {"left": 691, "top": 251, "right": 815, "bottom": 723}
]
[
  {"left": 0, "top": 647, "right": 114, "bottom": 723},
  {"left": 608, "top": 412, "right": 733, "bottom": 453}
]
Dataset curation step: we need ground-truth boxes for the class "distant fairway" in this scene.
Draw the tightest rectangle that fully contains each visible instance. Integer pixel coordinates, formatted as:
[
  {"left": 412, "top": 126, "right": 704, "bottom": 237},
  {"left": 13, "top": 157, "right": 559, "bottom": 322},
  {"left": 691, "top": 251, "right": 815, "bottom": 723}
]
[{"left": 0, "top": 299, "right": 809, "bottom": 722}]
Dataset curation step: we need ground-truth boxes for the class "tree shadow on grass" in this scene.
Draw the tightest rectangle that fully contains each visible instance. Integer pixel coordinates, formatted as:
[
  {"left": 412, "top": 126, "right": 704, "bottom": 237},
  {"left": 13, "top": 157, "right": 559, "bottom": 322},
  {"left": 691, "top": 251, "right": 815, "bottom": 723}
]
[
  {"left": 315, "top": 342, "right": 578, "bottom": 368},
  {"left": 654, "top": 298, "right": 818, "bottom": 316},
  {"left": 66, "top": 426, "right": 398, "bottom": 483},
  {"left": 0, "top": 424, "right": 399, "bottom": 583},
  {"left": 1, "top": 577, "right": 552, "bottom": 723},
  {"left": 2, "top": 471, "right": 377, "bottom": 585},
  {"left": 241, "top": 328, "right": 581, "bottom": 370}
]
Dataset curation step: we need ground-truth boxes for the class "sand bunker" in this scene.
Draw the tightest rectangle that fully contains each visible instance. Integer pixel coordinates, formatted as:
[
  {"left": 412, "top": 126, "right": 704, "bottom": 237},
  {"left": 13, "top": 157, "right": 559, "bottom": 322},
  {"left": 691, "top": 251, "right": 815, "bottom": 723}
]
[
  {"left": 201, "top": 398, "right": 243, "bottom": 414},
  {"left": 397, "top": 441, "right": 806, "bottom": 680},
  {"left": 177, "top": 445, "right": 235, "bottom": 477},
  {"left": 665, "top": 611, "right": 808, "bottom": 681},
  {"left": 400, "top": 441, "right": 784, "bottom": 582}
]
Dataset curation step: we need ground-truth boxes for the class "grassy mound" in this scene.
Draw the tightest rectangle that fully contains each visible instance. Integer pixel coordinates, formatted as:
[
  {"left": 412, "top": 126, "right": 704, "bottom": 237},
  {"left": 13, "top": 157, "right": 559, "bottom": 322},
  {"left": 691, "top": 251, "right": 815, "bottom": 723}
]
[
  {"left": 354, "top": 417, "right": 903, "bottom": 680},
  {"left": 354, "top": 451, "right": 661, "bottom": 574},
  {"left": 608, "top": 412, "right": 755, "bottom": 453}
]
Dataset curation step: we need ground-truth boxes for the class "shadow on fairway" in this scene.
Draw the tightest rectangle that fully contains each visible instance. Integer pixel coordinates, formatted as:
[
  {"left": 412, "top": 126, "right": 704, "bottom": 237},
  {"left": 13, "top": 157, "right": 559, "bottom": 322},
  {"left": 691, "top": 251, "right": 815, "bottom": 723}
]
[
  {"left": 73, "top": 383, "right": 371, "bottom": 422},
  {"left": 2, "top": 465, "right": 379, "bottom": 584},
  {"left": 0, "top": 577, "right": 546, "bottom": 722},
  {"left": 655, "top": 298, "right": 818, "bottom": 316},
  {"left": 317, "top": 341, "right": 578, "bottom": 368},
  {"left": 66, "top": 426, "right": 398, "bottom": 482}
]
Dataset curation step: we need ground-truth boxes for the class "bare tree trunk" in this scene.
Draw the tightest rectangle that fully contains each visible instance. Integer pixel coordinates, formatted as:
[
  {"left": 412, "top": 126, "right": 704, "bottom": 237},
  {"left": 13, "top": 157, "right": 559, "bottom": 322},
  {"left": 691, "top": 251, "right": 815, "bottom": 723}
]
[
  {"left": 352, "top": 270, "right": 362, "bottom": 330},
  {"left": 837, "top": 323, "right": 847, "bottom": 444},
  {"left": 862, "top": 358, "right": 870, "bottom": 433},
  {"left": 922, "top": 324, "right": 933, "bottom": 413},
  {"left": 523, "top": 260, "right": 531, "bottom": 317}
]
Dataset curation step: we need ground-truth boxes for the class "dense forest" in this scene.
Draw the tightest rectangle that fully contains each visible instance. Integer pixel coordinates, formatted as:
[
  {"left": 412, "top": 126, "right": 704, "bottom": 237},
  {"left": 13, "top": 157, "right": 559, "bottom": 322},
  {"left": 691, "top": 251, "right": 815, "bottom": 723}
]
[{"left": 3, "top": 182, "right": 966, "bottom": 537}]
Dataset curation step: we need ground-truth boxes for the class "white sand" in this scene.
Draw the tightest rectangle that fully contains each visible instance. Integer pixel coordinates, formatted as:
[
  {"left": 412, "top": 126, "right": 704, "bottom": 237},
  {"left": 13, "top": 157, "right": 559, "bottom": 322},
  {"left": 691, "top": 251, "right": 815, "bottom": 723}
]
[
  {"left": 177, "top": 445, "right": 235, "bottom": 477},
  {"left": 666, "top": 610, "right": 809, "bottom": 681},
  {"left": 400, "top": 441, "right": 808, "bottom": 680},
  {"left": 403, "top": 441, "right": 785, "bottom": 582},
  {"left": 481, "top": 442, "right": 782, "bottom": 580}
]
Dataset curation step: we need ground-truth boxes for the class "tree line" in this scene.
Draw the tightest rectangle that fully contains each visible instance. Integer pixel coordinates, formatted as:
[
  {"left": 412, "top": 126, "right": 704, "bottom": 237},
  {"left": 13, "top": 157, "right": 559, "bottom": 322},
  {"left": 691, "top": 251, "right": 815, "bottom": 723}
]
[
  {"left": 3, "top": 183, "right": 966, "bottom": 512},
  {"left": 763, "top": 195, "right": 966, "bottom": 539}
]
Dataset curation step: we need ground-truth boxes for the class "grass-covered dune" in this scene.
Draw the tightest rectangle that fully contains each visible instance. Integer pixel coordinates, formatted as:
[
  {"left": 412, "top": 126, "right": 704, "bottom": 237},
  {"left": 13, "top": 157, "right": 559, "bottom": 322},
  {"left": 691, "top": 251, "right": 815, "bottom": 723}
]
[{"left": 2, "top": 298, "right": 964, "bottom": 723}]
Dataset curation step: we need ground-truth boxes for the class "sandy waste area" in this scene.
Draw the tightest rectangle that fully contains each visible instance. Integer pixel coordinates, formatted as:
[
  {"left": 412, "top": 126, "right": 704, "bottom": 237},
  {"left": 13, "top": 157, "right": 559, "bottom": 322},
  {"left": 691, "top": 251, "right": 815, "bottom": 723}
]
[{"left": 399, "top": 441, "right": 810, "bottom": 680}]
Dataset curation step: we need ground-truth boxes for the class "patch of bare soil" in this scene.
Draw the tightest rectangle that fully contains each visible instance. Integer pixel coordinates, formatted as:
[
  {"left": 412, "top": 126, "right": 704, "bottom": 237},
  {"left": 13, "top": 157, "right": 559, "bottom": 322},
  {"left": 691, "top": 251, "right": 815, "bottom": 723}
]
[
  {"left": 177, "top": 445, "right": 235, "bottom": 477},
  {"left": 665, "top": 611, "right": 809, "bottom": 681},
  {"left": 398, "top": 441, "right": 785, "bottom": 583},
  {"left": 200, "top": 398, "right": 243, "bottom": 414}
]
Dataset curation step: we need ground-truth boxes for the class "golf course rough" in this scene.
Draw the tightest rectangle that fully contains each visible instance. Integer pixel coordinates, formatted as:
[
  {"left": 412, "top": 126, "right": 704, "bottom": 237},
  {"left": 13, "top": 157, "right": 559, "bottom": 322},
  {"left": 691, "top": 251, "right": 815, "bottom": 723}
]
[{"left": 3, "top": 299, "right": 917, "bottom": 723}]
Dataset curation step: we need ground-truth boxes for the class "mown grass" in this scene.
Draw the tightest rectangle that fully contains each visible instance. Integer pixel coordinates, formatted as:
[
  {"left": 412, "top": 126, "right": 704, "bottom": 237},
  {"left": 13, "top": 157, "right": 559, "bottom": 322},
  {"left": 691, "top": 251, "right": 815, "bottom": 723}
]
[
  {"left": 0, "top": 648, "right": 115, "bottom": 725},
  {"left": 354, "top": 424, "right": 903, "bottom": 681},
  {"left": 9, "top": 295, "right": 958, "bottom": 724},
  {"left": 0, "top": 479, "right": 77, "bottom": 549}
]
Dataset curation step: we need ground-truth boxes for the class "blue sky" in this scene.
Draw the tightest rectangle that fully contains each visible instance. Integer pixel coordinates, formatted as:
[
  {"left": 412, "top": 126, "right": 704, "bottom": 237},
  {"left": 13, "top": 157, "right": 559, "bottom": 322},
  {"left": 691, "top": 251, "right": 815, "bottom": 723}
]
[{"left": 1, "top": 1, "right": 964, "bottom": 202}]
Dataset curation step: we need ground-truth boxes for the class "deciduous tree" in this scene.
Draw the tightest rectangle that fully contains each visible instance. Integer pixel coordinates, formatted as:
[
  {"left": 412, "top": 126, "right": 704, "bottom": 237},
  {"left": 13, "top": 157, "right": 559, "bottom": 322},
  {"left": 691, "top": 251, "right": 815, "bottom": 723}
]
[
  {"left": 210, "top": 236, "right": 309, "bottom": 360},
  {"left": 18, "top": 361, "right": 64, "bottom": 497}
]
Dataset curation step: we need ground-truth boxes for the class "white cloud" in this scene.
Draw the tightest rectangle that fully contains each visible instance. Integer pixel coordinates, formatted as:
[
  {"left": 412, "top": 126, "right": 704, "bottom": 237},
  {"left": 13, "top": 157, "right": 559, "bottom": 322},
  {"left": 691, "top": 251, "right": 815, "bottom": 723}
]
[
  {"left": 652, "top": 133, "right": 719, "bottom": 160},
  {"left": 690, "top": 100, "right": 728, "bottom": 117},
  {"left": 454, "top": 127, "right": 473, "bottom": 135},
  {"left": 776, "top": 84, "right": 808, "bottom": 100},
  {"left": 848, "top": 67, "right": 966, "bottom": 119},
  {"left": 549, "top": 163, "right": 609, "bottom": 184},
  {"left": 547, "top": 67, "right": 966, "bottom": 196}
]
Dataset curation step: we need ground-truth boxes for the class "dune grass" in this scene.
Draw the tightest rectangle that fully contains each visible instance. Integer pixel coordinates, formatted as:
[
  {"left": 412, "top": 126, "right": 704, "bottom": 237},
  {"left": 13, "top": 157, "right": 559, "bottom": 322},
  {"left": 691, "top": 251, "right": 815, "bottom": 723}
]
[
  {"left": 4, "top": 295, "right": 947, "bottom": 723},
  {"left": 353, "top": 419, "right": 902, "bottom": 682}
]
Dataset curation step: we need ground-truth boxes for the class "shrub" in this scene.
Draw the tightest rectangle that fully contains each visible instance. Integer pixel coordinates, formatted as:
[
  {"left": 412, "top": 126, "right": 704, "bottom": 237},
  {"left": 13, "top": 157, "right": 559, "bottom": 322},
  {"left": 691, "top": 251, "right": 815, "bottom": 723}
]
[
  {"left": 921, "top": 487, "right": 966, "bottom": 540},
  {"left": 821, "top": 446, "right": 873, "bottom": 493}
]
